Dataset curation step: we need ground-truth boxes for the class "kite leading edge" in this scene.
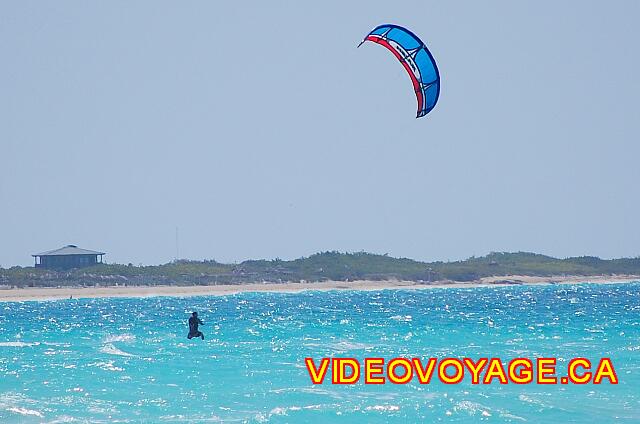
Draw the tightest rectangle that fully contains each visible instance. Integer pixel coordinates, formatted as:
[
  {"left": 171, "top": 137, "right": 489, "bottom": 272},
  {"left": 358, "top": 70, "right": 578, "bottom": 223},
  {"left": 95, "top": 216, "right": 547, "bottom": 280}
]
[{"left": 359, "top": 24, "right": 440, "bottom": 118}]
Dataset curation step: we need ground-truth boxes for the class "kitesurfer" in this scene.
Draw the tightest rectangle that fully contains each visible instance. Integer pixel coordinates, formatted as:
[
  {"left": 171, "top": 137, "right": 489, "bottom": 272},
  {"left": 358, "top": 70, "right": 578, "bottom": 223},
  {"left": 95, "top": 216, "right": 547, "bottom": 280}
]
[{"left": 187, "top": 311, "right": 204, "bottom": 340}]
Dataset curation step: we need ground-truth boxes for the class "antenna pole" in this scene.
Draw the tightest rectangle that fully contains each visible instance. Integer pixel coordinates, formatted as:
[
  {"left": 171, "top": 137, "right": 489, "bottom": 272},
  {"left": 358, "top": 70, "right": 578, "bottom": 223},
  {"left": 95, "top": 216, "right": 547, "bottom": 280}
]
[{"left": 175, "top": 227, "right": 179, "bottom": 261}]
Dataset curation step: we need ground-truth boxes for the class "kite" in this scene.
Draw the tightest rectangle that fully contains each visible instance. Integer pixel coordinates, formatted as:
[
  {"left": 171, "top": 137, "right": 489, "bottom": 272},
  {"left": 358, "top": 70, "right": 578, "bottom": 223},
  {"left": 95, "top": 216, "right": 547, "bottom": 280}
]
[{"left": 359, "top": 24, "right": 440, "bottom": 118}]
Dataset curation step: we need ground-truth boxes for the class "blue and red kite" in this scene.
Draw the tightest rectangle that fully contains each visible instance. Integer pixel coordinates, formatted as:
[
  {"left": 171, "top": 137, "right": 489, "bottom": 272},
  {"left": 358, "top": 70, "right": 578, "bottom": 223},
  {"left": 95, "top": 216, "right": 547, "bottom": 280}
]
[{"left": 359, "top": 24, "right": 440, "bottom": 118}]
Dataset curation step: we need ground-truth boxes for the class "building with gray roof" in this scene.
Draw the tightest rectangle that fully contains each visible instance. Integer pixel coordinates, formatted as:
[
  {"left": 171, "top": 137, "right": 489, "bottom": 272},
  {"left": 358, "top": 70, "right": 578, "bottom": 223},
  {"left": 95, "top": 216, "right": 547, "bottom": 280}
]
[{"left": 32, "top": 245, "right": 105, "bottom": 270}]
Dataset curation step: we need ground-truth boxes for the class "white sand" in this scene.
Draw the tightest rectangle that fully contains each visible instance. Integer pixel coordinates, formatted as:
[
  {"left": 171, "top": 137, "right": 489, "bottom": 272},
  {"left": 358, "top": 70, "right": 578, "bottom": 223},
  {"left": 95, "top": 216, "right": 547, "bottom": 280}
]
[{"left": 0, "top": 275, "right": 638, "bottom": 302}]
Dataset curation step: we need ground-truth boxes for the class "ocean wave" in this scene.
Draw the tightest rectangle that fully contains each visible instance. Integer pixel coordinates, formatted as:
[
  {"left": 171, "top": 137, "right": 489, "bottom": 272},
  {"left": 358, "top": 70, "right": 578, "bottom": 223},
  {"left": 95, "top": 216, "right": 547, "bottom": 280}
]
[
  {"left": 7, "top": 406, "right": 44, "bottom": 418},
  {"left": 0, "top": 393, "right": 46, "bottom": 420},
  {"left": 518, "top": 394, "right": 549, "bottom": 408},
  {"left": 103, "top": 334, "right": 136, "bottom": 343},
  {"left": 269, "top": 406, "right": 290, "bottom": 415},
  {"left": 44, "top": 416, "right": 79, "bottom": 423},
  {"left": 365, "top": 404, "right": 400, "bottom": 412},
  {"left": 389, "top": 315, "right": 412, "bottom": 322},
  {"left": 268, "top": 404, "right": 325, "bottom": 416},
  {"left": 43, "top": 342, "right": 71, "bottom": 347},
  {"left": 452, "top": 400, "right": 492, "bottom": 417},
  {"left": 500, "top": 412, "right": 527, "bottom": 421},
  {"left": 100, "top": 343, "right": 135, "bottom": 357},
  {"left": 159, "top": 414, "right": 221, "bottom": 422},
  {"left": 329, "top": 341, "right": 375, "bottom": 351},
  {"left": 88, "top": 360, "right": 124, "bottom": 372},
  {"left": 0, "top": 341, "right": 40, "bottom": 347},
  {"left": 303, "top": 340, "right": 376, "bottom": 351}
]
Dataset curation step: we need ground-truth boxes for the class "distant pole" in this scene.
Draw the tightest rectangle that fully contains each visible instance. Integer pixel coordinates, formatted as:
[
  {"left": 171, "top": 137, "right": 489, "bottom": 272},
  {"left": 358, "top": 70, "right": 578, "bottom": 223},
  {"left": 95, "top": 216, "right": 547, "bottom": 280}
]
[{"left": 175, "top": 227, "right": 179, "bottom": 261}]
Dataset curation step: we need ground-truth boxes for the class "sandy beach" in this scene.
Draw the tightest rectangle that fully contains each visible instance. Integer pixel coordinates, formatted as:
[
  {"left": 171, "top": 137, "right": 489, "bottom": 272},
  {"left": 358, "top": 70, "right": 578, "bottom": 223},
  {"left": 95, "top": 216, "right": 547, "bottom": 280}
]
[{"left": 0, "top": 275, "right": 638, "bottom": 302}]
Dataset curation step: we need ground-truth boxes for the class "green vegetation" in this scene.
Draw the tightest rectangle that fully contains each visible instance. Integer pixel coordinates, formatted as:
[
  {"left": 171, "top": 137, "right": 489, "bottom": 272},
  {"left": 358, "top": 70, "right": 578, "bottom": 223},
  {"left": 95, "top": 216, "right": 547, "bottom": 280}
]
[
  {"left": 1, "top": 251, "right": 639, "bottom": 287},
  {"left": 429, "top": 252, "right": 640, "bottom": 281}
]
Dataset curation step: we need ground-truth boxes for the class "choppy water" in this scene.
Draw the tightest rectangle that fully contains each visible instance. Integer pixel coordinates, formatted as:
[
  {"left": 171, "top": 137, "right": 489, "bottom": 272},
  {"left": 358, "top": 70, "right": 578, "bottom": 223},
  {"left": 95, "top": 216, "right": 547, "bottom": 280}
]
[{"left": 0, "top": 282, "right": 639, "bottom": 423}]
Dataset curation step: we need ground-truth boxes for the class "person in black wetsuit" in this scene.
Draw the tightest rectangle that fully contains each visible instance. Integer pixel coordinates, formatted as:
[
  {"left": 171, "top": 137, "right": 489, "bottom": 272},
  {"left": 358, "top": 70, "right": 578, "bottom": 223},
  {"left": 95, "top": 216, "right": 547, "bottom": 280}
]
[{"left": 187, "top": 311, "right": 204, "bottom": 340}]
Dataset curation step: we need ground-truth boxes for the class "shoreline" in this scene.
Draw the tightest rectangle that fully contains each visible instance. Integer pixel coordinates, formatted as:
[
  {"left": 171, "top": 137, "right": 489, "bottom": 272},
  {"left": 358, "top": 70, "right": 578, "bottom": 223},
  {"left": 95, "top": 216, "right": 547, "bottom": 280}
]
[{"left": 0, "top": 275, "right": 638, "bottom": 302}]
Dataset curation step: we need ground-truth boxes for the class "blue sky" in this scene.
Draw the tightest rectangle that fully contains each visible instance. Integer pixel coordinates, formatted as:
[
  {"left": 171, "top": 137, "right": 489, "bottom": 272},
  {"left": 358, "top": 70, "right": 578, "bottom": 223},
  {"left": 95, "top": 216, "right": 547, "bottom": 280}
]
[{"left": 1, "top": 1, "right": 639, "bottom": 266}]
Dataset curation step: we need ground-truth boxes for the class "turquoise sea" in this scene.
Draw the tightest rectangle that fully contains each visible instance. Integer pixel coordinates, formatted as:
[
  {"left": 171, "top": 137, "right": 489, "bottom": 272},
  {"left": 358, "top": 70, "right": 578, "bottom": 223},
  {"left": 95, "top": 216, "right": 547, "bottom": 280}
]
[{"left": 0, "top": 282, "right": 639, "bottom": 423}]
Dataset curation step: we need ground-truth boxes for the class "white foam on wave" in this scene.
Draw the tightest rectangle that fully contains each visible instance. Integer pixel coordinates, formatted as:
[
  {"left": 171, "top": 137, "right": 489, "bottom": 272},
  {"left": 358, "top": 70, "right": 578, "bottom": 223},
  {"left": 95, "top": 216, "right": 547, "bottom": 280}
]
[
  {"left": 0, "top": 341, "right": 40, "bottom": 347},
  {"left": 100, "top": 343, "right": 135, "bottom": 357},
  {"left": 103, "top": 333, "right": 136, "bottom": 343},
  {"left": 159, "top": 414, "right": 221, "bottom": 422},
  {"left": 43, "top": 342, "right": 71, "bottom": 347},
  {"left": 365, "top": 405, "right": 400, "bottom": 412},
  {"left": 518, "top": 394, "right": 549, "bottom": 408},
  {"left": 329, "top": 341, "right": 375, "bottom": 351},
  {"left": 89, "top": 360, "right": 124, "bottom": 372},
  {"left": 45, "top": 416, "right": 78, "bottom": 423},
  {"left": 6, "top": 406, "right": 44, "bottom": 418},
  {"left": 0, "top": 393, "right": 46, "bottom": 421},
  {"left": 453, "top": 400, "right": 492, "bottom": 417},
  {"left": 269, "top": 407, "right": 289, "bottom": 415},
  {"left": 500, "top": 412, "right": 527, "bottom": 421},
  {"left": 389, "top": 315, "right": 413, "bottom": 322}
]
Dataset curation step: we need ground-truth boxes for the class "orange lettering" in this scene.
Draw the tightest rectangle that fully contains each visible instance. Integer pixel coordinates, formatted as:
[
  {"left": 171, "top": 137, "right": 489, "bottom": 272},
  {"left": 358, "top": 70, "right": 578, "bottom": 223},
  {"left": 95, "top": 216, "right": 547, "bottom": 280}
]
[
  {"left": 508, "top": 358, "right": 533, "bottom": 384},
  {"left": 568, "top": 358, "right": 591, "bottom": 384},
  {"left": 387, "top": 358, "right": 413, "bottom": 384},
  {"left": 537, "top": 358, "right": 557, "bottom": 384},
  {"left": 332, "top": 358, "right": 360, "bottom": 384},
  {"left": 412, "top": 358, "right": 437, "bottom": 384},
  {"left": 364, "top": 358, "right": 385, "bottom": 384},
  {"left": 305, "top": 357, "right": 329, "bottom": 384},
  {"left": 594, "top": 358, "right": 618, "bottom": 384},
  {"left": 483, "top": 358, "right": 508, "bottom": 384},
  {"left": 463, "top": 358, "right": 488, "bottom": 384},
  {"left": 439, "top": 358, "right": 464, "bottom": 384}
]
